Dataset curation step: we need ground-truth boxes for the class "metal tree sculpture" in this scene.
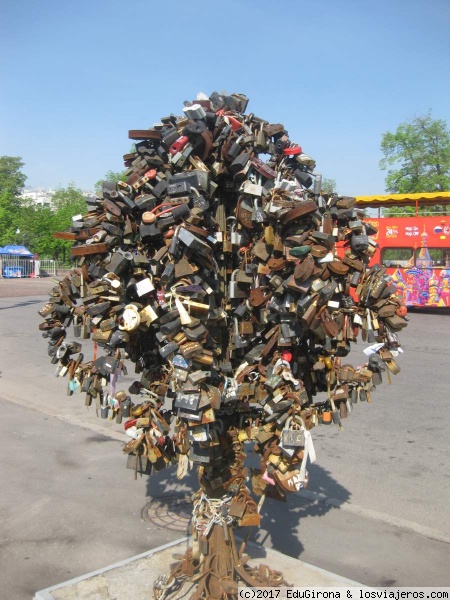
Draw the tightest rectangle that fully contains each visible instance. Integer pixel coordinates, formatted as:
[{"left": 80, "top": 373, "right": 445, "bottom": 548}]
[{"left": 38, "top": 92, "right": 407, "bottom": 599}]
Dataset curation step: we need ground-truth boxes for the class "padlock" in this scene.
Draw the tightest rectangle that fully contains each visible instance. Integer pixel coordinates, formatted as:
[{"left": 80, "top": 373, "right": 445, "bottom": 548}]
[
  {"left": 235, "top": 267, "right": 253, "bottom": 285},
  {"left": 222, "top": 230, "right": 233, "bottom": 254},
  {"left": 255, "top": 123, "right": 266, "bottom": 152},
  {"left": 73, "top": 315, "right": 82, "bottom": 338},
  {"left": 100, "top": 400, "right": 109, "bottom": 419},
  {"left": 233, "top": 318, "right": 249, "bottom": 349},
  {"left": 229, "top": 270, "right": 248, "bottom": 299},
  {"left": 121, "top": 397, "right": 131, "bottom": 418},
  {"left": 228, "top": 217, "right": 243, "bottom": 246},
  {"left": 251, "top": 198, "right": 266, "bottom": 224},
  {"left": 249, "top": 286, "right": 272, "bottom": 307},
  {"left": 238, "top": 318, "right": 253, "bottom": 336},
  {"left": 104, "top": 248, "right": 134, "bottom": 276},
  {"left": 269, "top": 274, "right": 284, "bottom": 290},
  {"left": 223, "top": 377, "right": 239, "bottom": 403}
]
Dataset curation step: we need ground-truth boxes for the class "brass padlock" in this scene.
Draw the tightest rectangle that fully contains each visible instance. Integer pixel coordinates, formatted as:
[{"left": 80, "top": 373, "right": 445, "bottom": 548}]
[{"left": 239, "top": 320, "right": 254, "bottom": 335}]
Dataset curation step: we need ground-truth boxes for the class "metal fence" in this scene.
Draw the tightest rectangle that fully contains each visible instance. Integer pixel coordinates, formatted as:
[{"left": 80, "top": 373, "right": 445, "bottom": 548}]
[{"left": 0, "top": 256, "right": 57, "bottom": 278}]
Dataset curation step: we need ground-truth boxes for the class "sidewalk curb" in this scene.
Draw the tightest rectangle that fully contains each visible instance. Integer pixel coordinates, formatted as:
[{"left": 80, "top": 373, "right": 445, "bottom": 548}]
[
  {"left": 34, "top": 536, "right": 367, "bottom": 599},
  {"left": 33, "top": 538, "right": 190, "bottom": 600}
]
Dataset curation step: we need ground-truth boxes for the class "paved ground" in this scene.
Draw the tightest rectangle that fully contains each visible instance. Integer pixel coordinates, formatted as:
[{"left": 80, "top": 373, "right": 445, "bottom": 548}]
[
  {"left": 0, "top": 277, "right": 64, "bottom": 298},
  {"left": 1, "top": 279, "right": 449, "bottom": 598},
  {"left": 34, "top": 540, "right": 364, "bottom": 600}
]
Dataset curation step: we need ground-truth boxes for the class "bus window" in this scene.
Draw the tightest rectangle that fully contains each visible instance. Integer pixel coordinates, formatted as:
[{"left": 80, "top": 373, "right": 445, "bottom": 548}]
[
  {"left": 381, "top": 247, "right": 414, "bottom": 268},
  {"left": 414, "top": 247, "right": 450, "bottom": 268}
]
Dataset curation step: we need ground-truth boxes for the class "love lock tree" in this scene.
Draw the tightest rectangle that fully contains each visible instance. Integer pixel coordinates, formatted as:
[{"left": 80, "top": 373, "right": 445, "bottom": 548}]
[{"left": 38, "top": 92, "right": 407, "bottom": 599}]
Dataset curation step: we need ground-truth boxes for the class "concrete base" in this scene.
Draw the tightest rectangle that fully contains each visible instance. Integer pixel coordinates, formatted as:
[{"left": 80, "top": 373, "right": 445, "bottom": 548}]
[{"left": 34, "top": 537, "right": 365, "bottom": 600}]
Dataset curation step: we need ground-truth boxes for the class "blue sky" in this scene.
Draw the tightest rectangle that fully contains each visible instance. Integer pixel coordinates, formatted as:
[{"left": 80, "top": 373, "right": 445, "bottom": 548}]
[{"left": 1, "top": 0, "right": 449, "bottom": 195}]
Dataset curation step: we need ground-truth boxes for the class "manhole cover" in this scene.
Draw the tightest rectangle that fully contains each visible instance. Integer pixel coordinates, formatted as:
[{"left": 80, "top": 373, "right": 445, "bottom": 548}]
[{"left": 142, "top": 493, "right": 193, "bottom": 532}]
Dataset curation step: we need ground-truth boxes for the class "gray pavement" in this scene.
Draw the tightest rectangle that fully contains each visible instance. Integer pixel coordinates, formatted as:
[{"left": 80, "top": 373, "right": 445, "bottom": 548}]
[
  {"left": 1, "top": 281, "right": 450, "bottom": 597},
  {"left": 0, "top": 399, "right": 184, "bottom": 600}
]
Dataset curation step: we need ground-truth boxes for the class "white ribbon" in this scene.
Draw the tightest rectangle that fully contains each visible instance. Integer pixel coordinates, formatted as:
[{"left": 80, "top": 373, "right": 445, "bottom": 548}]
[{"left": 299, "top": 429, "right": 316, "bottom": 483}]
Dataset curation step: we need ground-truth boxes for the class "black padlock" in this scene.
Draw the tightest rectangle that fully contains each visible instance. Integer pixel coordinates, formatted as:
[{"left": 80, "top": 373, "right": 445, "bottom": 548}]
[
  {"left": 161, "top": 317, "right": 181, "bottom": 336},
  {"left": 87, "top": 263, "right": 107, "bottom": 280},
  {"left": 151, "top": 180, "right": 169, "bottom": 200},
  {"left": 170, "top": 203, "right": 190, "bottom": 222},
  {"left": 226, "top": 136, "right": 243, "bottom": 161},
  {"left": 351, "top": 233, "right": 369, "bottom": 253},
  {"left": 350, "top": 271, "right": 361, "bottom": 287},
  {"left": 191, "top": 194, "right": 209, "bottom": 213},
  {"left": 104, "top": 249, "right": 133, "bottom": 276},
  {"left": 108, "top": 330, "right": 129, "bottom": 348},
  {"left": 233, "top": 303, "right": 248, "bottom": 318},
  {"left": 229, "top": 152, "right": 250, "bottom": 175},
  {"left": 135, "top": 194, "right": 156, "bottom": 210},
  {"left": 161, "top": 126, "right": 179, "bottom": 150},
  {"left": 182, "top": 120, "right": 208, "bottom": 146},
  {"left": 159, "top": 262, "right": 175, "bottom": 287},
  {"left": 122, "top": 397, "right": 131, "bottom": 418},
  {"left": 140, "top": 222, "right": 162, "bottom": 242},
  {"left": 168, "top": 181, "right": 191, "bottom": 197},
  {"left": 158, "top": 341, "right": 179, "bottom": 358},
  {"left": 294, "top": 169, "right": 313, "bottom": 188},
  {"left": 110, "top": 190, "right": 136, "bottom": 212},
  {"left": 81, "top": 375, "right": 92, "bottom": 394},
  {"left": 93, "top": 355, "right": 119, "bottom": 376},
  {"left": 243, "top": 343, "right": 266, "bottom": 364},
  {"left": 184, "top": 323, "right": 207, "bottom": 342},
  {"left": 341, "top": 295, "right": 354, "bottom": 309},
  {"left": 44, "top": 325, "right": 66, "bottom": 340}
]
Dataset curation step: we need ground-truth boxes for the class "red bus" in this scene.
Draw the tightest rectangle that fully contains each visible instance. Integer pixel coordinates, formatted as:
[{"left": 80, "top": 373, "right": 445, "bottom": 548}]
[{"left": 355, "top": 192, "right": 450, "bottom": 308}]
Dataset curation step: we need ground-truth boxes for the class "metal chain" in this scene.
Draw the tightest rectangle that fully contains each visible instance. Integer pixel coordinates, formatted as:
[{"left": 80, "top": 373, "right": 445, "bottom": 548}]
[{"left": 191, "top": 492, "right": 234, "bottom": 536}]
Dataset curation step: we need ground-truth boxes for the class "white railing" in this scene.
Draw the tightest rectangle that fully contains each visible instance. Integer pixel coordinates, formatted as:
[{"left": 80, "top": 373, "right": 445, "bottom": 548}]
[
  {"left": 0, "top": 256, "right": 57, "bottom": 278},
  {"left": 39, "top": 260, "right": 58, "bottom": 277}
]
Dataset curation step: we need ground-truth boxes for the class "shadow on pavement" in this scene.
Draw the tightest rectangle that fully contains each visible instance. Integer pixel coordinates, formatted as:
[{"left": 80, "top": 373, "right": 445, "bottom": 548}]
[
  {"left": 0, "top": 299, "right": 43, "bottom": 310},
  {"left": 141, "top": 452, "right": 350, "bottom": 560}
]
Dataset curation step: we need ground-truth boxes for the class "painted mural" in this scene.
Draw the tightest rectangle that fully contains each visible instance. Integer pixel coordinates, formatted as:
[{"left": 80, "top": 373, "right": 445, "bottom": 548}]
[{"left": 388, "top": 228, "right": 450, "bottom": 307}]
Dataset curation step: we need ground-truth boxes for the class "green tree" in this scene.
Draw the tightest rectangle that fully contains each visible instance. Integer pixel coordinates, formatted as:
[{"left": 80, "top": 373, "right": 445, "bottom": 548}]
[
  {"left": 0, "top": 156, "right": 27, "bottom": 246},
  {"left": 380, "top": 112, "right": 450, "bottom": 215},
  {"left": 16, "top": 184, "right": 87, "bottom": 261},
  {"left": 0, "top": 156, "right": 27, "bottom": 194},
  {"left": 16, "top": 203, "right": 55, "bottom": 256},
  {"left": 51, "top": 184, "right": 88, "bottom": 262},
  {"left": 321, "top": 177, "right": 337, "bottom": 194}
]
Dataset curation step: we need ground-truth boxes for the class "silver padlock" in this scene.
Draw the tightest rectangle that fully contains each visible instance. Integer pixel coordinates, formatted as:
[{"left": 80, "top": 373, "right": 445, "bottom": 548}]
[
  {"left": 241, "top": 180, "right": 263, "bottom": 197},
  {"left": 73, "top": 315, "right": 82, "bottom": 338},
  {"left": 183, "top": 103, "right": 206, "bottom": 120},
  {"left": 279, "top": 417, "right": 305, "bottom": 458},
  {"left": 313, "top": 173, "right": 322, "bottom": 195},
  {"left": 227, "top": 217, "right": 244, "bottom": 246},
  {"left": 100, "top": 393, "right": 110, "bottom": 419},
  {"left": 229, "top": 269, "right": 248, "bottom": 299},
  {"left": 85, "top": 230, "right": 107, "bottom": 245},
  {"left": 222, "top": 376, "right": 239, "bottom": 403},
  {"left": 252, "top": 198, "right": 265, "bottom": 223}
]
